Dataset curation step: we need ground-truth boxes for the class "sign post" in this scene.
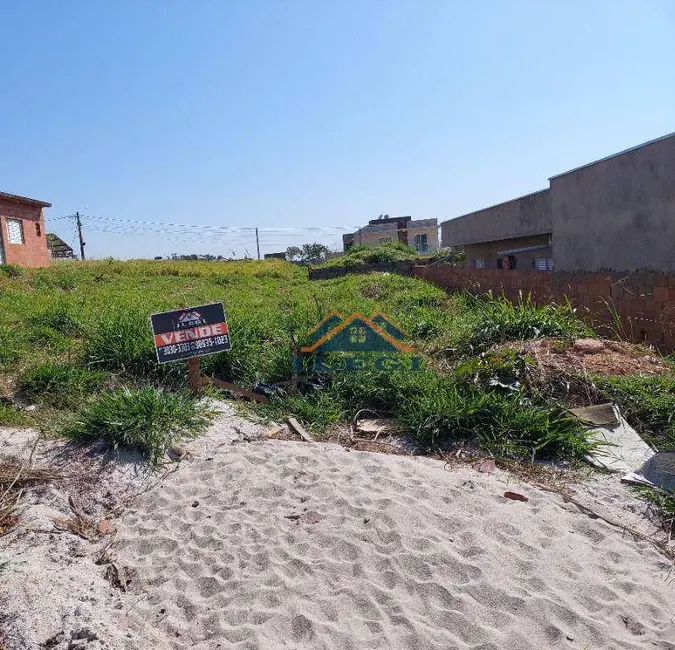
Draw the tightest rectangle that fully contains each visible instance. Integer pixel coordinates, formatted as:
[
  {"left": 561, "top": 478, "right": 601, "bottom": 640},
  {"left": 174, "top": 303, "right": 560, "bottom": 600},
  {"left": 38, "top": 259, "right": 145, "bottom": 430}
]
[{"left": 151, "top": 303, "right": 231, "bottom": 395}]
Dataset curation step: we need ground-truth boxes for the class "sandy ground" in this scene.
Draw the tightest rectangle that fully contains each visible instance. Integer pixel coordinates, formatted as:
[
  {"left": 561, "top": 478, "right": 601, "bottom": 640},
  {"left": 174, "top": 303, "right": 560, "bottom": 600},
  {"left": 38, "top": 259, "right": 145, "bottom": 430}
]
[{"left": 1, "top": 405, "right": 674, "bottom": 650}]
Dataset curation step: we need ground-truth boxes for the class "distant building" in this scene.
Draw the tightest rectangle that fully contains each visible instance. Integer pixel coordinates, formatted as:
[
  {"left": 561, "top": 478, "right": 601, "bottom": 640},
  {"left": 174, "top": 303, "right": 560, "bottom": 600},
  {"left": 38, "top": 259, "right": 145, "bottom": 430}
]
[
  {"left": 343, "top": 216, "right": 439, "bottom": 253},
  {"left": 441, "top": 132, "right": 675, "bottom": 273},
  {"left": 0, "top": 191, "right": 51, "bottom": 268},
  {"left": 47, "top": 233, "right": 75, "bottom": 259},
  {"left": 264, "top": 252, "right": 287, "bottom": 260}
]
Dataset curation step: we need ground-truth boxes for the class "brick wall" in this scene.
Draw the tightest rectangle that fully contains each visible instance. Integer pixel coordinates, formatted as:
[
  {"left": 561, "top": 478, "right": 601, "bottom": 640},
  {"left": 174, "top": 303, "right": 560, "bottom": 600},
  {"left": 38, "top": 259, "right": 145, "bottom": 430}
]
[
  {"left": 414, "top": 267, "right": 675, "bottom": 352},
  {"left": 0, "top": 198, "right": 50, "bottom": 268}
]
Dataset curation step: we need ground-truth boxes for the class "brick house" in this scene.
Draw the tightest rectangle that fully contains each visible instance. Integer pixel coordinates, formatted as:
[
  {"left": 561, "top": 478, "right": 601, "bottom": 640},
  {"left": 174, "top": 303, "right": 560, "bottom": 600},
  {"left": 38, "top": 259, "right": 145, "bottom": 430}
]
[{"left": 0, "top": 191, "right": 52, "bottom": 268}]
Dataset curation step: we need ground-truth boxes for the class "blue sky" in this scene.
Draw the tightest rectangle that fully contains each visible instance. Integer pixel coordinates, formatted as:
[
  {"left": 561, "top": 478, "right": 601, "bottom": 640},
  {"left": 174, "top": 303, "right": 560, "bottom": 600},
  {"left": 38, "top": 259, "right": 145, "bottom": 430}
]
[{"left": 3, "top": 1, "right": 674, "bottom": 259}]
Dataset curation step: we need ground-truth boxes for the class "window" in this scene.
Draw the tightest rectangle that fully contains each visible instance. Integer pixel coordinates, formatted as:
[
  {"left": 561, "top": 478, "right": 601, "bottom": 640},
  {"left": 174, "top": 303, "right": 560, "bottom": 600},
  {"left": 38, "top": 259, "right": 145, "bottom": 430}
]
[
  {"left": 6, "top": 219, "right": 24, "bottom": 245},
  {"left": 473, "top": 258, "right": 485, "bottom": 269},
  {"left": 535, "top": 258, "right": 554, "bottom": 271},
  {"left": 35, "top": 222, "right": 42, "bottom": 237},
  {"left": 413, "top": 233, "right": 429, "bottom": 253}
]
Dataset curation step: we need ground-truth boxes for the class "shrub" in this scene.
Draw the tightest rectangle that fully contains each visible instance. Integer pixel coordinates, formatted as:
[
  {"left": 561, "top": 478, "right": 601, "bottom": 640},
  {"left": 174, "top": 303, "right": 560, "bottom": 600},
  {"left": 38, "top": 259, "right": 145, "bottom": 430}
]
[
  {"left": 322, "top": 242, "right": 421, "bottom": 267},
  {"left": 466, "top": 293, "right": 590, "bottom": 350},
  {"left": 18, "top": 363, "right": 107, "bottom": 407},
  {"left": 59, "top": 387, "right": 213, "bottom": 465}
]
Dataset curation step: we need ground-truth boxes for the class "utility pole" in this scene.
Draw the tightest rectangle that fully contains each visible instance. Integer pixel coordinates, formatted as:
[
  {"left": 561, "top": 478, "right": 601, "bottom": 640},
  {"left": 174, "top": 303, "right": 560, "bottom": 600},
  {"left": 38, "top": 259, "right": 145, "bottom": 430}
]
[
  {"left": 255, "top": 227, "right": 261, "bottom": 260},
  {"left": 75, "top": 212, "right": 86, "bottom": 260}
]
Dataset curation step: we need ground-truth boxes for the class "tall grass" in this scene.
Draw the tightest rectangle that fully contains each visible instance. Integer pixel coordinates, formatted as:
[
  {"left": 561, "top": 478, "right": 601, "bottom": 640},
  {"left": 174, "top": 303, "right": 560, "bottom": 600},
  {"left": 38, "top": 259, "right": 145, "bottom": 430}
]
[
  {"left": 0, "top": 258, "right": 652, "bottom": 465},
  {"left": 59, "top": 387, "right": 213, "bottom": 465},
  {"left": 465, "top": 292, "right": 591, "bottom": 351},
  {"left": 18, "top": 362, "right": 107, "bottom": 408}
]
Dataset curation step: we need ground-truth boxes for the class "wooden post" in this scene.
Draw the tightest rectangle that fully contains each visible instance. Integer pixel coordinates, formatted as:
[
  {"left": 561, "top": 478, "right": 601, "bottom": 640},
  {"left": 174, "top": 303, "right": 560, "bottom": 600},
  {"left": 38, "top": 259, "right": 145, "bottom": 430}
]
[{"left": 187, "top": 357, "right": 202, "bottom": 395}]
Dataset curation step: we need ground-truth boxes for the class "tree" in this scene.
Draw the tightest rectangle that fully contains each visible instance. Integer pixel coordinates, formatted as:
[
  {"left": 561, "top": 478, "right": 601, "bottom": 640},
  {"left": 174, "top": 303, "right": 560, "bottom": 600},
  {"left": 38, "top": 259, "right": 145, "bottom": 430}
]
[{"left": 300, "top": 243, "right": 330, "bottom": 265}]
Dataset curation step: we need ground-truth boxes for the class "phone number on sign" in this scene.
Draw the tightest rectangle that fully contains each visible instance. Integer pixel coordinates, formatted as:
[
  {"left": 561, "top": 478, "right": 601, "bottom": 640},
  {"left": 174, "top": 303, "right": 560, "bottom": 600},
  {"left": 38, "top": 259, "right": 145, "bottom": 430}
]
[{"left": 159, "top": 335, "right": 229, "bottom": 356}]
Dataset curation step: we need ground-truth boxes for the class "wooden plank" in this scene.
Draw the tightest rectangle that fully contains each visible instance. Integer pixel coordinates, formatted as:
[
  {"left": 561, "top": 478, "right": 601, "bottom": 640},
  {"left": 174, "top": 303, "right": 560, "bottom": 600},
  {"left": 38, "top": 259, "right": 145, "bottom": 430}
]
[
  {"left": 187, "top": 357, "right": 203, "bottom": 395},
  {"left": 286, "top": 417, "right": 314, "bottom": 442},
  {"left": 210, "top": 377, "right": 270, "bottom": 403}
]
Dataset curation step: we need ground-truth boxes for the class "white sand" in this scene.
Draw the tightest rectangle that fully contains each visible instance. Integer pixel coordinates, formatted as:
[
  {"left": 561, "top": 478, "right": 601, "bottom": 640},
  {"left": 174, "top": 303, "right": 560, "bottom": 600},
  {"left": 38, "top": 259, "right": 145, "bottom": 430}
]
[{"left": 1, "top": 408, "right": 674, "bottom": 649}]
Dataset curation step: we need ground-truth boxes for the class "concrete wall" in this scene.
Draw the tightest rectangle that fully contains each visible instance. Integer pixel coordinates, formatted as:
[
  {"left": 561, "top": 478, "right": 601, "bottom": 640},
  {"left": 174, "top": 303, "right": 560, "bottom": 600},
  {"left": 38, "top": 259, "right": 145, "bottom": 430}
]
[
  {"left": 442, "top": 189, "right": 551, "bottom": 247},
  {"left": 0, "top": 198, "right": 50, "bottom": 268},
  {"left": 551, "top": 133, "right": 675, "bottom": 272},
  {"left": 463, "top": 234, "right": 551, "bottom": 269}
]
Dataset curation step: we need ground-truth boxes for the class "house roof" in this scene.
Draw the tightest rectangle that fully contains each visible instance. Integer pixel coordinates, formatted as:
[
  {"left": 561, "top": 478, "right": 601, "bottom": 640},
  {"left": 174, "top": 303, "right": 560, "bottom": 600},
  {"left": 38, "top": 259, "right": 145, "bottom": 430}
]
[
  {"left": 46, "top": 233, "right": 73, "bottom": 252},
  {"left": 549, "top": 131, "right": 675, "bottom": 180},
  {"left": 0, "top": 191, "right": 52, "bottom": 208},
  {"left": 440, "top": 188, "right": 549, "bottom": 226}
]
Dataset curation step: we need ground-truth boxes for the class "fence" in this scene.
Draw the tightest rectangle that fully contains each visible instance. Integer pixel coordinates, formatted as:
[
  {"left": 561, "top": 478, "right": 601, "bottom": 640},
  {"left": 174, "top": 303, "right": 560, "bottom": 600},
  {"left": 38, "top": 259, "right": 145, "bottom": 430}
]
[{"left": 413, "top": 267, "right": 675, "bottom": 352}]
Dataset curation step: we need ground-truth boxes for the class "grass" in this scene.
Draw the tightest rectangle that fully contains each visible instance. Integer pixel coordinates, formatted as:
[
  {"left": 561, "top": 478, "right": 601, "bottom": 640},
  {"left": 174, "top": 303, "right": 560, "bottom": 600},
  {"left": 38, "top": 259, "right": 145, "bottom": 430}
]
[
  {"left": 320, "top": 241, "right": 426, "bottom": 267},
  {"left": 18, "top": 362, "right": 108, "bottom": 408},
  {"left": 0, "top": 258, "right": 653, "bottom": 464},
  {"left": 58, "top": 387, "right": 213, "bottom": 465},
  {"left": 594, "top": 374, "right": 675, "bottom": 451},
  {"left": 464, "top": 292, "right": 591, "bottom": 352}
]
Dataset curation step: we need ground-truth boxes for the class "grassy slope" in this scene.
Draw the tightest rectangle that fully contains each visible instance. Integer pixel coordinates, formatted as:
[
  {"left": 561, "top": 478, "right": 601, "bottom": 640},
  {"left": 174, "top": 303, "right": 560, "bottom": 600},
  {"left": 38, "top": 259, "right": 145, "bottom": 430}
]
[{"left": 2, "top": 259, "right": 672, "bottom": 462}]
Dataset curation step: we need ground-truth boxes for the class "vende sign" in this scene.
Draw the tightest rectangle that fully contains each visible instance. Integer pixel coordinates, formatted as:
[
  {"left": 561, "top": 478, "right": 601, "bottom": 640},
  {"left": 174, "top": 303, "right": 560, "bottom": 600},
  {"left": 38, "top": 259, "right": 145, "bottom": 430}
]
[{"left": 151, "top": 303, "right": 232, "bottom": 364}]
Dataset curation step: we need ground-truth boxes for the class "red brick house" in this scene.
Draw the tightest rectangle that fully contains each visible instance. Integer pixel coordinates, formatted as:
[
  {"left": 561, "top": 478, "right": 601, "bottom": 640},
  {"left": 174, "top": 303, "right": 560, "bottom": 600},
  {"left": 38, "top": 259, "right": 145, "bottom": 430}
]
[{"left": 0, "top": 191, "right": 52, "bottom": 268}]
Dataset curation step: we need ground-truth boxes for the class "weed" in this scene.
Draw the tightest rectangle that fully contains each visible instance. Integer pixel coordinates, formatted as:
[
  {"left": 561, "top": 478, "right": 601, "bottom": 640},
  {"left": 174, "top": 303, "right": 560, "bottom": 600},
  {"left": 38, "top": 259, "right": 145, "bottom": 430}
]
[
  {"left": 18, "top": 362, "right": 107, "bottom": 408},
  {"left": 59, "top": 387, "right": 213, "bottom": 465},
  {"left": 29, "top": 306, "right": 81, "bottom": 337},
  {"left": 321, "top": 242, "right": 421, "bottom": 267},
  {"left": 594, "top": 374, "right": 675, "bottom": 450},
  {"left": 0, "top": 264, "right": 22, "bottom": 279},
  {"left": 633, "top": 486, "right": 675, "bottom": 535},
  {"left": 0, "top": 403, "right": 29, "bottom": 426},
  {"left": 465, "top": 292, "right": 590, "bottom": 351}
]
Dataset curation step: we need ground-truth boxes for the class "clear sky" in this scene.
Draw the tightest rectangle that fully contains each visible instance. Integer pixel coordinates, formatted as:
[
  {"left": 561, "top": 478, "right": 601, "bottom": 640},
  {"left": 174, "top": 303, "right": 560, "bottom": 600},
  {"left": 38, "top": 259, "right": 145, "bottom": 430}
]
[{"left": 3, "top": 0, "right": 674, "bottom": 259}]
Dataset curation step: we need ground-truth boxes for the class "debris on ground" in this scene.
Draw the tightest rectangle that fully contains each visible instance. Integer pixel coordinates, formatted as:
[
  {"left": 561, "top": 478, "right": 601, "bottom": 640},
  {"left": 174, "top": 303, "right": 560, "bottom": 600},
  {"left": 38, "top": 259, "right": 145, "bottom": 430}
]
[
  {"left": 287, "top": 417, "right": 314, "bottom": 442},
  {"left": 569, "top": 403, "right": 655, "bottom": 474},
  {"left": 505, "top": 337, "right": 668, "bottom": 377},
  {"left": 623, "top": 451, "right": 675, "bottom": 491},
  {"left": 503, "top": 491, "right": 529, "bottom": 502}
]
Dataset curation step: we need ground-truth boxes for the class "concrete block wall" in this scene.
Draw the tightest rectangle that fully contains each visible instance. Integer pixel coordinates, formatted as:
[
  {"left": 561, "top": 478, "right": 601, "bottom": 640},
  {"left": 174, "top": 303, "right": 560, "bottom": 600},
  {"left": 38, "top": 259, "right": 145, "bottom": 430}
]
[
  {"left": 0, "top": 198, "right": 50, "bottom": 268},
  {"left": 414, "top": 267, "right": 675, "bottom": 352}
]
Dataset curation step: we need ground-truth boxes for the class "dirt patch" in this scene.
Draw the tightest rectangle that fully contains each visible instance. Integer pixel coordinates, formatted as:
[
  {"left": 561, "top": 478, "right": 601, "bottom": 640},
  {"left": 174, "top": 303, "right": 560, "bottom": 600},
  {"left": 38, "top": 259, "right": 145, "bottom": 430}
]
[{"left": 506, "top": 337, "right": 669, "bottom": 377}]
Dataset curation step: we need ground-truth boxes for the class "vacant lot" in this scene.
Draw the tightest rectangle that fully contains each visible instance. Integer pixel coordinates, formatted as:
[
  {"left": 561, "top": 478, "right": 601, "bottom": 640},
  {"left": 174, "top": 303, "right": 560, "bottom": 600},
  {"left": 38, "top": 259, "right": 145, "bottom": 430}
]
[{"left": 1, "top": 259, "right": 673, "bottom": 463}]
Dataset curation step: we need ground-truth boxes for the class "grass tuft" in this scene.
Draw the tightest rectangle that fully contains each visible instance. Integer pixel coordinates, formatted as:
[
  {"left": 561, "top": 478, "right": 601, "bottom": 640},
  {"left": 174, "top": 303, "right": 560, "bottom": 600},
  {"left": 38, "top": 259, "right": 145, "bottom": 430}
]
[
  {"left": 58, "top": 387, "right": 213, "bottom": 465},
  {"left": 18, "top": 362, "right": 108, "bottom": 408},
  {"left": 465, "top": 292, "right": 590, "bottom": 350}
]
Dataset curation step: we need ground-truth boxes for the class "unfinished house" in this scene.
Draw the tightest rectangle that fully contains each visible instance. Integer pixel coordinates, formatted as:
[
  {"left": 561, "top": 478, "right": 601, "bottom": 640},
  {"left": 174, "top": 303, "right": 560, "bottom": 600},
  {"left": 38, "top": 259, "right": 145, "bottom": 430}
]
[
  {"left": 343, "top": 216, "right": 439, "bottom": 253},
  {"left": 0, "top": 191, "right": 52, "bottom": 268},
  {"left": 441, "top": 132, "right": 675, "bottom": 273}
]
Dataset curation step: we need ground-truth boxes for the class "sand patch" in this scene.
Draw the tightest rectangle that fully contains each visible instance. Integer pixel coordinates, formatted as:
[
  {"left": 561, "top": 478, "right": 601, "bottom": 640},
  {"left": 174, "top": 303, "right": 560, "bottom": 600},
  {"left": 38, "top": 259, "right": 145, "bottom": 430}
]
[{"left": 1, "top": 408, "right": 674, "bottom": 649}]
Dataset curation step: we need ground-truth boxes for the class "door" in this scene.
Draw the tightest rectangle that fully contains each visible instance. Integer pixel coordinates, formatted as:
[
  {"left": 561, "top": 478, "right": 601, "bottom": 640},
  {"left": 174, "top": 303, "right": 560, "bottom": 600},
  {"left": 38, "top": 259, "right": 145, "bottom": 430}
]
[{"left": 0, "top": 222, "right": 4, "bottom": 264}]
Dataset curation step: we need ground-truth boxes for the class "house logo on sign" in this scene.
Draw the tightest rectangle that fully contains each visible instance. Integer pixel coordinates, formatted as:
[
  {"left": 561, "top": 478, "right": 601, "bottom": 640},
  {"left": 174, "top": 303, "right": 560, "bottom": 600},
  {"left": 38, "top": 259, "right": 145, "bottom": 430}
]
[
  {"left": 293, "top": 312, "right": 421, "bottom": 372},
  {"left": 177, "top": 310, "right": 206, "bottom": 328}
]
